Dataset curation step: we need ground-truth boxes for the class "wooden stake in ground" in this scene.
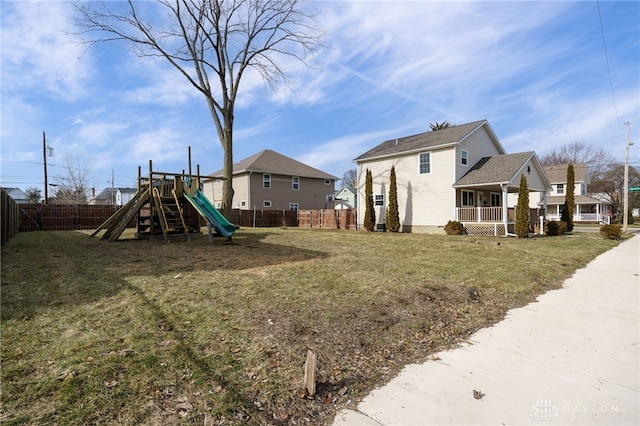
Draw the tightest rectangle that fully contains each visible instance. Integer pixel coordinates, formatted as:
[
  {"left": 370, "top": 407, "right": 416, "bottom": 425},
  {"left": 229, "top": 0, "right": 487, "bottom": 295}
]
[{"left": 304, "top": 350, "right": 317, "bottom": 397}]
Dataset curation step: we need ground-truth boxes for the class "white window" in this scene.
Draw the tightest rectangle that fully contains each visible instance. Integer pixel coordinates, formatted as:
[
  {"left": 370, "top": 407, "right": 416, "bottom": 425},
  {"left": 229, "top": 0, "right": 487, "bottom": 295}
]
[
  {"left": 241, "top": 200, "right": 246, "bottom": 207},
  {"left": 263, "top": 174, "right": 271, "bottom": 188},
  {"left": 215, "top": 202, "right": 222, "bottom": 208},
  {"left": 490, "top": 193, "right": 501, "bottom": 207},
  {"left": 289, "top": 203, "right": 299, "bottom": 211},
  {"left": 462, "top": 190, "right": 474, "bottom": 206},
  {"left": 461, "top": 150, "right": 468, "bottom": 166},
  {"left": 419, "top": 152, "right": 431, "bottom": 174},
  {"left": 375, "top": 194, "right": 384, "bottom": 206},
  {"left": 557, "top": 184, "right": 564, "bottom": 194},
  {"left": 263, "top": 200, "right": 272, "bottom": 208},
  {"left": 292, "top": 176, "right": 299, "bottom": 190},
  {"left": 324, "top": 179, "right": 331, "bottom": 185}
]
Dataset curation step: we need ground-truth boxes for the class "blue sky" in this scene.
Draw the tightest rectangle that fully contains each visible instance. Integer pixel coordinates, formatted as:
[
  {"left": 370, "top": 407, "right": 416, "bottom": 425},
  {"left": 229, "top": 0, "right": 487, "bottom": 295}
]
[{"left": 2, "top": 0, "right": 639, "bottom": 197}]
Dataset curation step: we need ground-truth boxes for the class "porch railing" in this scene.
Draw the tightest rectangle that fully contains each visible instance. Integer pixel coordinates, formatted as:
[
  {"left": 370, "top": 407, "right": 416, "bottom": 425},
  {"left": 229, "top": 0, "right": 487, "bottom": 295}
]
[
  {"left": 546, "top": 213, "right": 610, "bottom": 224},
  {"left": 457, "top": 207, "right": 503, "bottom": 222}
]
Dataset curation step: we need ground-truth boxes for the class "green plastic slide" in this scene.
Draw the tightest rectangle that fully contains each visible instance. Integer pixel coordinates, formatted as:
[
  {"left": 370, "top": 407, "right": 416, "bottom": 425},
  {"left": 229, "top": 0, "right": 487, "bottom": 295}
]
[{"left": 184, "top": 190, "right": 236, "bottom": 238}]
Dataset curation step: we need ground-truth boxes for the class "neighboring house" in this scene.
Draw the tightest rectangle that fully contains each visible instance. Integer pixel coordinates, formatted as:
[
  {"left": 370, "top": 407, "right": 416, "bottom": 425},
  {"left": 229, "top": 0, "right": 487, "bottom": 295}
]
[
  {"left": 203, "top": 149, "right": 338, "bottom": 211},
  {"left": 353, "top": 120, "right": 552, "bottom": 235},
  {"left": 334, "top": 185, "right": 357, "bottom": 209},
  {"left": 90, "top": 187, "right": 138, "bottom": 206},
  {"left": 3, "top": 187, "right": 30, "bottom": 203},
  {"left": 541, "top": 164, "right": 612, "bottom": 223}
]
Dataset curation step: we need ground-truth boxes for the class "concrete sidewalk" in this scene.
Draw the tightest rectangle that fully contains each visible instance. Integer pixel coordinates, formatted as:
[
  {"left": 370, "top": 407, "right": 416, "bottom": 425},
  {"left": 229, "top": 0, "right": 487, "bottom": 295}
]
[{"left": 334, "top": 235, "right": 639, "bottom": 426}]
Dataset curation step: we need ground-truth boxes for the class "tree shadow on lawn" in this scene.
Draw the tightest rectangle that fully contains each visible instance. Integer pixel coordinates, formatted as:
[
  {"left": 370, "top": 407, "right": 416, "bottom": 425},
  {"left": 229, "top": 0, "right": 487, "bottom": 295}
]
[
  {"left": 1, "top": 229, "right": 329, "bottom": 423},
  {"left": 0, "top": 229, "right": 327, "bottom": 322}
]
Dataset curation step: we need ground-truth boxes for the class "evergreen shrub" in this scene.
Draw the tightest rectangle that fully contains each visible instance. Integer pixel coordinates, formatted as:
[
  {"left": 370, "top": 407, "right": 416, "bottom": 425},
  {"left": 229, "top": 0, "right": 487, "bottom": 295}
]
[
  {"left": 545, "top": 221, "right": 567, "bottom": 236},
  {"left": 600, "top": 224, "right": 622, "bottom": 240},
  {"left": 444, "top": 220, "right": 464, "bottom": 235}
]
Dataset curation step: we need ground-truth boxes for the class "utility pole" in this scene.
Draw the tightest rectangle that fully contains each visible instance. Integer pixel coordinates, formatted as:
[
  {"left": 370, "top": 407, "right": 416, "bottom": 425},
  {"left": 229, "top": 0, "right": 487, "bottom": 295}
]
[
  {"left": 111, "top": 169, "right": 115, "bottom": 205},
  {"left": 623, "top": 121, "right": 633, "bottom": 233},
  {"left": 43, "top": 131, "right": 48, "bottom": 204}
]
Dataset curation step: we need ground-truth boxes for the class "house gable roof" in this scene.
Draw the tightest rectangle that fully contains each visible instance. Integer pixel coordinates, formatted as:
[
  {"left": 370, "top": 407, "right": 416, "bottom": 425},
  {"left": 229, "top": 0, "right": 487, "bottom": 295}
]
[
  {"left": 336, "top": 185, "right": 356, "bottom": 195},
  {"left": 543, "top": 163, "right": 588, "bottom": 184},
  {"left": 353, "top": 120, "right": 504, "bottom": 162},
  {"left": 209, "top": 149, "right": 338, "bottom": 180},
  {"left": 453, "top": 151, "right": 551, "bottom": 190},
  {"left": 94, "top": 187, "right": 137, "bottom": 200},
  {"left": 4, "top": 187, "right": 28, "bottom": 200}
]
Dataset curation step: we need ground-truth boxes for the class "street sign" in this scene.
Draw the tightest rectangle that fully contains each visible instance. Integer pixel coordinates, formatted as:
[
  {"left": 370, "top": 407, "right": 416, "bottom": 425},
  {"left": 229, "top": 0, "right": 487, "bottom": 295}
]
[{"left": 630, "top": 187, "right": 640, "bottom": 192}]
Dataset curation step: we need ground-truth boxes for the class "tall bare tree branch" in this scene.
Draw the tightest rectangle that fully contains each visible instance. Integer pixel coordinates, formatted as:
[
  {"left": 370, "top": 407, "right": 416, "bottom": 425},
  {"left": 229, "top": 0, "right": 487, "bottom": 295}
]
[
  {"left": 539, "top": 141, "right": 615, "bottom": 184},
  {"left": 52, "top": 155, "right": 93, "bottom": 204},
  {"left": 74, "top": 0, "right": 322, "bottom": 215}
]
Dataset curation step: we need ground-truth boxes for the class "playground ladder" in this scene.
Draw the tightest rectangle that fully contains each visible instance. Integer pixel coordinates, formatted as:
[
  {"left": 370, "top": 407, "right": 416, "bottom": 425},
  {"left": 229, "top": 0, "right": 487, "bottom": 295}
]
[{"left": 152, "top": 187, "right": 188, "bottom": 242}]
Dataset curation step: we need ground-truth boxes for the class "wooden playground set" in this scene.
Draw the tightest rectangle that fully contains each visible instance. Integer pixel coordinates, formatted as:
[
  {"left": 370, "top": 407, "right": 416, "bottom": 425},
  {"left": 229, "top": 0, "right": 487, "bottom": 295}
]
[{"left": 92, "top": 151, "right": 236, "bottom": 243}]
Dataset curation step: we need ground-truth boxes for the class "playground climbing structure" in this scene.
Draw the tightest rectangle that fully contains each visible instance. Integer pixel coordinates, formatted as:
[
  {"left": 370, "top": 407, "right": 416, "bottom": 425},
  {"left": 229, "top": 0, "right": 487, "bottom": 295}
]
[{"left": 92, "top": 156, "right": 236, "bottom": 242}]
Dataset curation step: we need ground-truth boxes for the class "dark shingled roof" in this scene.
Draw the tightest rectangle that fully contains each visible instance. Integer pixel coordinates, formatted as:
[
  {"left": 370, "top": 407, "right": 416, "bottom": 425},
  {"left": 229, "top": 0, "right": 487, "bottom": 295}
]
[
  {"left": 209, "top": 149, "right": 337, "bottom": 180},
  {"left": 453, "top": 152, "right": 535, "bottom": 186},
  {"left": 543, "top": 163, "right": 588, "bottom": 184},
  {"left": 354, "top": 120, "right": 493, "bottom": 162}
]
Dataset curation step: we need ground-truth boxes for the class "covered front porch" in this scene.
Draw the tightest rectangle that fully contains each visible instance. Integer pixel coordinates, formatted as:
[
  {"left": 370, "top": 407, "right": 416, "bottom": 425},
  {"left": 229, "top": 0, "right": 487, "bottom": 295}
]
[
  {"left": 456, "top": 205, "right": 545, "bottom": 236},
  {"left": 543, "top": 195, "right": 612, "bottom": 224},
  {"left": 452, "top": 152, "right": 552, "bottom": 237}
]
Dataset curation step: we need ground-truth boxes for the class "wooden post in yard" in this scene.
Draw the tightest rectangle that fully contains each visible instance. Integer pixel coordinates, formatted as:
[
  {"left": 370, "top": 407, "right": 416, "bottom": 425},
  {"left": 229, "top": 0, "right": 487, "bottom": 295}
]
[{"left": 304, "top": 350, "right": 317, "bottom": 398}]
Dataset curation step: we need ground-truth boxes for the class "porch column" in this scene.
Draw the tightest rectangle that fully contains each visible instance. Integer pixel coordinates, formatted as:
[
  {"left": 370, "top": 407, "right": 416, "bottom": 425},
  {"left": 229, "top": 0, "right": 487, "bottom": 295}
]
[
  {"left": 542, "top": 191, "right": 548, "bottom": 235},
  {"left": 502, "top": 184, "right": 508, "bottom": 236}
]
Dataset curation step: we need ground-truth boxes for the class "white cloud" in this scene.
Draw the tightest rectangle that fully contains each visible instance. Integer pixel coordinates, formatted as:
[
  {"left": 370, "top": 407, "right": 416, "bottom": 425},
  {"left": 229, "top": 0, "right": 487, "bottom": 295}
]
[
  {"left": 1, "top": 1, "right": 93, "bottom": 100},
  {"left": 296, "top": 125, "right": 415, "bottom": 176},
  {"left": 119, "top": 56, "right": 202, "bottom": 106},
  {"left": 74, "top": 121, "right": 131, "bottom": 147}
]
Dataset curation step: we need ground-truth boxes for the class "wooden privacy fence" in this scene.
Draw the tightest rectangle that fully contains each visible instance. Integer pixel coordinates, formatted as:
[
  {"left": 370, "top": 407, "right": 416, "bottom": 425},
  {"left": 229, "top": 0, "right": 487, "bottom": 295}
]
[
  {"left": 1, "top": 188, "right": 20, "bottom": 246},
  {"left": 2, "top": 200, "right": 358, "bottom": 237},
  {"left": 297, "top": 209, "right": 357, "bottom": 229},
  {"left": 17, "top": 203, "right": 118, "bottom": 232},
  {"left": 219, "top": 208, "right": 358, "bottom": 230}
]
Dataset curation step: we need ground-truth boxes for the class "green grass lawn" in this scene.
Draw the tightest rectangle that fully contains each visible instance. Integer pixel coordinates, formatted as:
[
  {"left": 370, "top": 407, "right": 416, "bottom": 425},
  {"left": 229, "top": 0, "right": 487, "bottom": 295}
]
[{"left": 0, "top": 228, "right": 622, "bottom": 425}]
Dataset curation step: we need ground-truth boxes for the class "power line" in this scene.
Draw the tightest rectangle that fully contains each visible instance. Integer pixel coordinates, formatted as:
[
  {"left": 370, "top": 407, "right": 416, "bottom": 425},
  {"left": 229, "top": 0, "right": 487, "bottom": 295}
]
[{"left": 596, "top": 0, "right": 621, "bottom": 124}]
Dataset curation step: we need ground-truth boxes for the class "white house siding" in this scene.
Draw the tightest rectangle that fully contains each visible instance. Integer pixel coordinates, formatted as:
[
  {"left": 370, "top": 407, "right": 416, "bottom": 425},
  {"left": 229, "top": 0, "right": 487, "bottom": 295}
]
[
  {"left": 357, "top": 147, "right": 457, "bottom": 232},
  {"left": 335, "top": 187, "right": 356, "bottom": 209},
  {"left": 455, "top": 128, "right": 503, "bottom": 181},
  {"left": 506, "top": 159, "right": 549, "bottom": 209},
  {"left": 547, "top": 181, "right": 586, "bottom": 197}
]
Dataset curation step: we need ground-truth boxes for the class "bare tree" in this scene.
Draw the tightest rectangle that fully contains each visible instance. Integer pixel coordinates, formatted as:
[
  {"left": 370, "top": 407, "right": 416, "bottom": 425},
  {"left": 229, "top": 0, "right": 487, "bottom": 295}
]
[
  {"left": 594, "top": 164, "right": 640, "bottom": 220},
  {"left": 25, "top": 187, "right": 42, "bottom": 203},
  {"left": 75, "top": 0, "right": 322, "bottom": 216},
  {"left": 341, "top": 168, "right": 357, "bottom": 188},
  {"left": 51, "top": 155, "right": 93, "bottom": 204},
  {"left": 539, "top": 141, "right": 614, "bottom": 184}
]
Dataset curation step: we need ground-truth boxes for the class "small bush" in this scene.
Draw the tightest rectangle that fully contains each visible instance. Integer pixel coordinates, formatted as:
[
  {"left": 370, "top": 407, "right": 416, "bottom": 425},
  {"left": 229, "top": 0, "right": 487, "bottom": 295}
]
[
  {"left": 545, "top": 221, "right": 568, "bottom": 236},
  {"left": 600, "top": 224, "right": 622, "bottom": 240},
  {"left": 444, "top": 221, "right": 464, "bottom": 235},
  {"left": 558, "top": 221, "right": 568, "bottom": 235},
  {"left": 545, "top": 221, "right": 559, "bottom": 236}
]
